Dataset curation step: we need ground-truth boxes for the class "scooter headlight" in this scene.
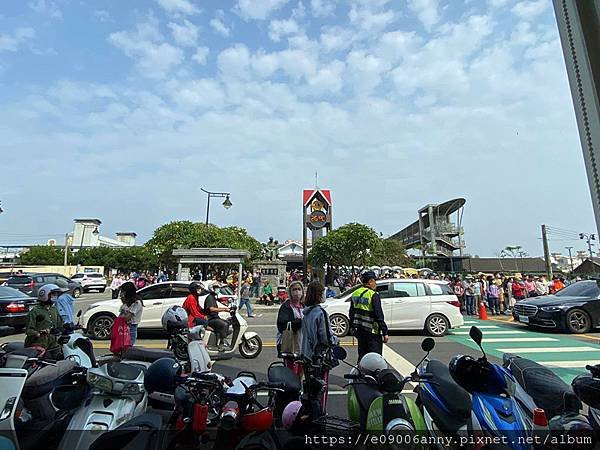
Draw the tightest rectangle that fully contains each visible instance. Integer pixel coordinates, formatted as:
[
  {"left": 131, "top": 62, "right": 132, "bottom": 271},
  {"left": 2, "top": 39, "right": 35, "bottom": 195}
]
[
  {"left": 122, "top": 383, "right": 143, "bottom": 395},
  {"left": 87, "top": 372, "right": 113, "bottom": 392},
  {"left": 385, "top": 418, "right": 414, "bottom": 434}
]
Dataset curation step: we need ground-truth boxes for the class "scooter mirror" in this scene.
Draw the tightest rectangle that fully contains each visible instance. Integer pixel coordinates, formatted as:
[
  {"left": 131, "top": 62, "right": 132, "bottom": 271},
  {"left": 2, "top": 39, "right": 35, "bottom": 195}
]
[
  {"left": 421, "top": 338, "right": 435, "bottom": 352},
  {"left": 469, "top": 326, "right": 483, "bottom": 345},
  {"left": 332, "top": 346, "right": 347, "bottom": 361}
]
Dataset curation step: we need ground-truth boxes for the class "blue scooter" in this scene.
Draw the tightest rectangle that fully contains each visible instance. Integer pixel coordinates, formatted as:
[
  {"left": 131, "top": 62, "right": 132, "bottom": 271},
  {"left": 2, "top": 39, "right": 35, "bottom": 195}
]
[{"left": 416, "top": 326, "right": 531, "bottom": 449}]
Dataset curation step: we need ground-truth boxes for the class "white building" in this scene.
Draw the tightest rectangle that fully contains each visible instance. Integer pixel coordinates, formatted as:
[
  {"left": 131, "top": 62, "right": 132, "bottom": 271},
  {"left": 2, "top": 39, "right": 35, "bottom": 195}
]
[{"left": 71, "top": 219, "right": 136, "bottom": 249}]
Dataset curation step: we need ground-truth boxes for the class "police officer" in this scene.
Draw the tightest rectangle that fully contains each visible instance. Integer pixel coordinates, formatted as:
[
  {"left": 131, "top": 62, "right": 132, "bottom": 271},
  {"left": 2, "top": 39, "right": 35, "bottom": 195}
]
[
  {"left": 25, "top": 284, "right": 64, "bottom": 360},
  {"left": 349, "top": 271, "right": 389, "bottom": 362}
]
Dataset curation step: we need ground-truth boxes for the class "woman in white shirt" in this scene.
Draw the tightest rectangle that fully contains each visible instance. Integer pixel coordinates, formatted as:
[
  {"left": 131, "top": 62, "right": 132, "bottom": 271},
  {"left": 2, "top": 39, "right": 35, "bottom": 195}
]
[{"left": 119, "top": 281, "right": 144, "bottom": 345}]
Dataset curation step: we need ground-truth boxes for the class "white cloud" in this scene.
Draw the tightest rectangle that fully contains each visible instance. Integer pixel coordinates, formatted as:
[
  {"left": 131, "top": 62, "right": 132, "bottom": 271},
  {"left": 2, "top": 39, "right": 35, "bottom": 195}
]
[
  {"left": 168, "top": 79, "right": 226, "bottom": 111},
  {"left": 28, "top": 0, "right": 62, "bottom": 19},
  {"left": 488, "top": 0, "right": 511, "bottom": 7},
  {"left": 408, "top": 0, "right": 440, "bottom": 32},
  {"left": 346, "top": 50, "right": 390, "bottom": 94},
  {"left": 0, "top": 27, "right": 36, "bottom": 52},
  {"left": 307, "top": 60, "right": 345, "bottom": 94},
  {"left": 511, "top": 0, "right": 547, "bottom": 20},
  {"left": 109, "top": 18, "right": 184, "bottom": 79},
  {"left": 210, "top": 11, "right": 231, "bottom": 37},
  {"left": 310, "top": 0, "right": 337, "bottom": 17},
  {"left": 268, "top": 19, "right": 299, "bottom": 42},
  {"left": 192, "top": 46, "right": 209, "bottom": 64},
  {"left": 217, "top": 44, "right": 251, "bottom": 79},
  {"left": 349, "top": 2, "right": 396, "bottom": 33},
  {"left": 236, "top": 0, "right": 289, "bottom": 20},
  {"left": 156, "top": 0, "right": 199, "bottom": 15},
  {"left": 94, "top": 10, "right": 111, "bottom": 22},
  {"left": 168, "top": 20, "right": 199, "bottom": 47}
]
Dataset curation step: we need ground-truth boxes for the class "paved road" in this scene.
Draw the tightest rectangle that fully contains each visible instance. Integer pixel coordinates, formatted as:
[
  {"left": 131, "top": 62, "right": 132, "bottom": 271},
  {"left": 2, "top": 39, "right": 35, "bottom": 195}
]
[{"left": 4, "top": 292, "right": 600, "bottom": 418}]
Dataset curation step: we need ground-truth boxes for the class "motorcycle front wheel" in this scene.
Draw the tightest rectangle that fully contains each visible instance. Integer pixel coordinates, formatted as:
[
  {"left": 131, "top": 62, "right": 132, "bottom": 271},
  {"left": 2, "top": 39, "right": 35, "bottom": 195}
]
[{"left": 239, "top": 336, "right": 262, "bottom": 359}]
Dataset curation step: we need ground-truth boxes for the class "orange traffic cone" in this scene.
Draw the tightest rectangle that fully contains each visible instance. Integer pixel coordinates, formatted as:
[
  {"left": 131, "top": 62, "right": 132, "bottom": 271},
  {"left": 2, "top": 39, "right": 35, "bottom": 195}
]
[{"left": 478, "top": 302, "right": 489, "bottom": 320}]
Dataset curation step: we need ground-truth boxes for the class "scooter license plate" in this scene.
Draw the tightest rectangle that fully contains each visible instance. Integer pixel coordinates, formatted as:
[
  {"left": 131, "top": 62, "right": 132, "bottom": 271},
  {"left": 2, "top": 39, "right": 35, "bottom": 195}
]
[{"left": 519, "top": 315, "right": 529, "bottom": 323}]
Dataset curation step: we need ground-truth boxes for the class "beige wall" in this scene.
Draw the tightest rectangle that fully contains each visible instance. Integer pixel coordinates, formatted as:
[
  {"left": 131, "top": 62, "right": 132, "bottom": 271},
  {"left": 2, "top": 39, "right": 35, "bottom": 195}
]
[{"left": 6, "top": 265, "right": 104, "bottom": 277}]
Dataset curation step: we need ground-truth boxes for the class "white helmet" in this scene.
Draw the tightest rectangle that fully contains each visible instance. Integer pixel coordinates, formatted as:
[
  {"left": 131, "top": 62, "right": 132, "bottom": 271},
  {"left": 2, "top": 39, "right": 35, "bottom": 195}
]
[
  {"left": 161, "top": 306, "right": 188, "bottom": 331},
  {"left": 37, "top": 283, "right": 65, "bottom": 303},
  {"left": 359, "top": 352, "right": 388, "bottom": 374}
]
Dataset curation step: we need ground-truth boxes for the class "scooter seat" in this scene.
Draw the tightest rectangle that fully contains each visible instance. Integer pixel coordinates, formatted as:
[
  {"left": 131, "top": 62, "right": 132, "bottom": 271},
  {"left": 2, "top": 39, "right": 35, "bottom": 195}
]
[
  {"left": 90, "top": 413, "right": 164, "bottom": 450},
  {"left": 267, "top": 365, "right": 301, "bottom": 394},
  {"left": 420, "top": 360, "right": 471, "bottom": 433},
  {"left": 10, "top": 348, "right": 41, "bottom": 358},
  {"left": 504, "top": 354, "right": 581, "bottom": 417},
  {"left": 2, "top": 342, "right": 25, "bottom": 352},
  {"left": 22, "top": 360, "right": 77, "bottom": 399},
  {"left": 122, "top": 347, "right": 175, "bottom": 363}
]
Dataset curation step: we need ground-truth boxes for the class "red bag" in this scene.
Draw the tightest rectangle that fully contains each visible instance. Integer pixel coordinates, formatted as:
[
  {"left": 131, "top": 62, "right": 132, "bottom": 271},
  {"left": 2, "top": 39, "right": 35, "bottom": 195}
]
[{"left": 110, "top": 316, "right": 132, "bottom": 354}]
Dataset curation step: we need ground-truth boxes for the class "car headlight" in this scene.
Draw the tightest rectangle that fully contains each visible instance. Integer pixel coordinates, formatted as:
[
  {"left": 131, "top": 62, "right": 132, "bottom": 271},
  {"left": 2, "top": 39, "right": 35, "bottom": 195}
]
[
  {"left": 87, "top": 372, "right": 113, "bottom": 392},
  {"left": 541, "top": 306, "right": 562, "bottom": 312}
]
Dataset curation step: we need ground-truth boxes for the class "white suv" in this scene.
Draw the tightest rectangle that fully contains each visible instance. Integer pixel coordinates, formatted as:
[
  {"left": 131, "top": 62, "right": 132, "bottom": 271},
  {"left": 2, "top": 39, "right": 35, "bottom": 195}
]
[
  {"left": 322, "top": 278, "right": 464, "bottom": 337},
  {"left": 71, "top": 273, "right": 107, "bottom": 293}
]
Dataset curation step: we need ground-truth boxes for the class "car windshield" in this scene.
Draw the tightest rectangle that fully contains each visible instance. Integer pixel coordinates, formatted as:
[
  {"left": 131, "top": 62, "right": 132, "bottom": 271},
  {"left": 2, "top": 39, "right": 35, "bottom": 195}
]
[
  {"left": 0, "top": 286, "right": 28, "bottom": 299},
  {"left": 219, "top": 286, "right": 234, "bottom": 296},
  {"left": 555, "top": 281, "right": 600, "bottom": 298},
  {"left": 71, "top": 274, "right": 84, "bottom": 279},
  {"left": 334, "top": 285, "right": 360, "bottom": 299}
]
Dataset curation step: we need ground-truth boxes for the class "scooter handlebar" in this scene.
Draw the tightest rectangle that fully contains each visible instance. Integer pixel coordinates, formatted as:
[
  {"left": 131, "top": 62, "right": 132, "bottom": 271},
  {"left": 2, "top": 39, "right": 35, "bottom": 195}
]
[
  {"left": 344, "top": 374, "right": 361, "bottom": 380},
  {"left": 586, "top": 365, "right": 600, "bottom": 377}
]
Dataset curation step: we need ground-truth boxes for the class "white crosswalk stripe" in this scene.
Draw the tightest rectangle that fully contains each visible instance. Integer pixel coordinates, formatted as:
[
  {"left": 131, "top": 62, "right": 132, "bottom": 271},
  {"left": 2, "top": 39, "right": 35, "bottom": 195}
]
[
  {"left": 459, "top": 325, "right": 500, "bottom": 329},
  {"left": 544, "top": 360, "right": 600, "bottom": 368},
  {"left": 453, "top": 330, "right": 525, "bottom": 335},
  {"left": 482, "top": 337, "right": 558, "bottom": 343},
  {"left": 498, "top": 346, "right": 600, "bottom": 353}
]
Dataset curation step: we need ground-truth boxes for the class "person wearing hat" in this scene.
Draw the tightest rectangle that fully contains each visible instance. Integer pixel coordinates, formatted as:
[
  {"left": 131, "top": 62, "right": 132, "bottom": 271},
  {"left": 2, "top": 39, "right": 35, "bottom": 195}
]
[
  {"left": 349, "top": 271, "right": 389, "bottom": 362},
  {"left": 24, "top": 284, "right": 65, "bottom": 359},
  {"left": 204, "top": 282, "right": 231, "bottom": 351}
]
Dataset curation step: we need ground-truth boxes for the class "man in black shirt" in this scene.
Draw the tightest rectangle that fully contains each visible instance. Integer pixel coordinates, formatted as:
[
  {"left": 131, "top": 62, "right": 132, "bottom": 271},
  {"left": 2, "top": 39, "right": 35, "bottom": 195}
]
[{"left": 204, "top": 285, "right": 231, "bottom": 351}]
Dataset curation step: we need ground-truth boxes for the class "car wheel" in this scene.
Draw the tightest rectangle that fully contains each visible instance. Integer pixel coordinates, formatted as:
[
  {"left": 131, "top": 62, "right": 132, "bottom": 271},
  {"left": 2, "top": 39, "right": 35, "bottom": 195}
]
[
  {"left": 330, "top": 314, "right": 349, "bottom": 337},
  {"left": 425, "top": 314, "right": 449, "bottom": 337},
  {"left": 565, "top": 309, "right": 591, "bottom": 334},
  {"left": 89, "top": 314, "right": 115, "bottom": 340},
  {"left": 73, "top": 288, "right": 82, "bottom": 298}
]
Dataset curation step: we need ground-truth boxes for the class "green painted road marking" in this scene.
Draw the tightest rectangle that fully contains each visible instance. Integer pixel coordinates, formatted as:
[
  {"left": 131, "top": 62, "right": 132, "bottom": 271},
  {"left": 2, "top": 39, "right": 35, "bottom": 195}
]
[{"left": 448, "top": 318, "right": 600, "bottom": 383}]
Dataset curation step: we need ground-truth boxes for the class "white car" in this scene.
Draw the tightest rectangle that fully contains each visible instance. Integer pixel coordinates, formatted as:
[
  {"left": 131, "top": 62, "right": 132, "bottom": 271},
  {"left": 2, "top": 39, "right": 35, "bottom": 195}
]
[
  {"left": 71, "top": 273, "right": 107, "bottom": 293},
  {"left": 82, "top": 281, "right": 237, "bottom": 339},
  {"left": 322, "top": 278, "right": 464, "bottom": 337}
]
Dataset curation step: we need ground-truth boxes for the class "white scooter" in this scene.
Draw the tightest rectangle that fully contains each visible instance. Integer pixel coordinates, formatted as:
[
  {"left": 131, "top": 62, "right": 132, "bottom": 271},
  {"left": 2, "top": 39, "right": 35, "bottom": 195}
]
[
  {"left": 57, "top": 360, "right": 147, "bottom": 450},
  {"left": 0, "top": 367, "right": 27, "bottom": 450},
  {"left": 204, "top": 304, "right": 262, "bottom": 359}
]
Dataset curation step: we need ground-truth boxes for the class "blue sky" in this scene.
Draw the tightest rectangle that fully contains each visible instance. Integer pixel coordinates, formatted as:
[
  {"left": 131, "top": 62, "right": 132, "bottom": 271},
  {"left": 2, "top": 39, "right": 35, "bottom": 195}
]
[{"left": 0, "top": 0, "right": 596, "bottom": 257}]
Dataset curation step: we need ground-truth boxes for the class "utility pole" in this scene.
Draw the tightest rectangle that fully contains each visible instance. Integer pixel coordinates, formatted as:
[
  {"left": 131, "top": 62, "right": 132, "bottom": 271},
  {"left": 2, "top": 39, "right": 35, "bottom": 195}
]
[
  {"left": 579, "top": 233, "right": 596, "bottom": 260},
  {"left": 565, "top": 246, "right": 574, "bottom": 272},
  {"left": 541, "top": 225, "right": 552, "bottom": 278},
  {"left": 63, "top": 233, "right": 69, "bottom": 267}
]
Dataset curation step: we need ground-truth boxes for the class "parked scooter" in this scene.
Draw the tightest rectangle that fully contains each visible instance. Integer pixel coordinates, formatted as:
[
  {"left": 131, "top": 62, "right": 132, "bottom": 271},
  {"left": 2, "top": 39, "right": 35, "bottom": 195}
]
[
  {"left": 88, "top": 413, "right": 167, "bottom": 450},
  {"left": 503, "top": 352, "right": 593, "bottom": 445},
  {"left": 57, "top": 360, "right": 147, "bottom": 450},
  {"left": 572, "top": 365, "right": 600, "bottom": 434},
  {"left": 204, "top": 305, "right": 262, "bottom": 359},
  {"left": 416, "top": 326, "right": 530, "bottom": 450},
  {"left": 344, "top": 340, "right": 433, "bottom": 436}
]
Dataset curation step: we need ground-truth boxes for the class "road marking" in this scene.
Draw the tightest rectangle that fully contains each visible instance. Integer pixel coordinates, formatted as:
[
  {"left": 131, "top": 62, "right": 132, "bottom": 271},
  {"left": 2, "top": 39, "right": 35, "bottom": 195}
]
[
  {"left": 92, "top": 340, "right": 358, "bottom": 349},
  {"left": 498, "top": 346, "right": 600, "bottom": 353},
  {"left": 452, "top": 330, "right": 525, "bottom": 335},
  {"left": 383, "top": 344, "right": 417, "bottom": 378},
  {"left": 482, "top": 337, "right": 558, "bottom": 343},
  {"left": 458, "top": 325, "right": 500, "bottom": 329},
  {"left": 544, "top": 360, "right": 600, "bottom": 368}
]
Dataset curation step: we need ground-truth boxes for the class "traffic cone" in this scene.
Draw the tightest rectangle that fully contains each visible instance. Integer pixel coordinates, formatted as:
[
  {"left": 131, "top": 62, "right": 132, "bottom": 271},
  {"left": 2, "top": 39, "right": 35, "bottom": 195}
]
[{"left": 478, "top": 302, "right": 489, "bottom": 320}]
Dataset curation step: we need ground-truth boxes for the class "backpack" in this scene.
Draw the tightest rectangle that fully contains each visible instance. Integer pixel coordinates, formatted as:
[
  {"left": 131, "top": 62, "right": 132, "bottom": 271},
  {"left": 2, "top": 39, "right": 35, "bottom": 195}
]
[{"left": 110, "top": 316, "right": 132, "bottom": 354}]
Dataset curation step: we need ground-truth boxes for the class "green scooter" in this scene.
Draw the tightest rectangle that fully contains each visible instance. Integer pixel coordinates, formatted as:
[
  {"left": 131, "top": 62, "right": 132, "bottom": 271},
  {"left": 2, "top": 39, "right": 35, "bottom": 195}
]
[{"left": 343, "top": 339, "right": 436, "bottom": 445}]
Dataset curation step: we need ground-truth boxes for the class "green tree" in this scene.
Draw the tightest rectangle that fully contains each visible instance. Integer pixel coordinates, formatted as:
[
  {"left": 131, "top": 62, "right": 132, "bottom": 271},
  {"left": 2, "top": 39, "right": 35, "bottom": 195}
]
[
  {"left": 19, "top": 246, "right": 64, "bottom": 265},
  {"left": 308, "top": 223, "right": 381, "bottom": 271},
  {"left": 110, "top": 247, "right": 159, "bottom": 272},
  {"left": 371, "top": 239, "right": 410, "bottom": 266},
  {"left": 145, "top": 221, "right": 261, "bottom": 268},
  {"left": 71, "top": 247, "right": 115, "bottom": 267}
]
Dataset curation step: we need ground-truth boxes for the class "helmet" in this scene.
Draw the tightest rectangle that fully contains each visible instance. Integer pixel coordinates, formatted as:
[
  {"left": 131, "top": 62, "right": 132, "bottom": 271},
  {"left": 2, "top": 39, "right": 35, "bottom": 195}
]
[
  {"left": 449, "top": 355, "right": 485, "bottom": 392},
  {"left": 282, "top": 400, "right": 302, "bottom": 430},
  {"left": 189, "top": 282, "right": 201, "bottom": 294},
  {"left": 37, "top": 284, "right": 64, "bottom": 303},
  {"left": 161, "top": 306, "right": 188, "bottom": 331},
  {"left": 359, "top": 353, "right": 387, "bottom": 374},
  {"left": 144, "top": 357, "right": 181, "bottom": 393},
  {"left": 361, "top": 271, "right": 377, "bottom": 284}
]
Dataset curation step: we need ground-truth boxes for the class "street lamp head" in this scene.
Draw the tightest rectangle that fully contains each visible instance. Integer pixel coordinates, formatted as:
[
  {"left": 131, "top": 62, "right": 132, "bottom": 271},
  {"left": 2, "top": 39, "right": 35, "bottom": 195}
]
[
  {"left": 580, "top": 233, "right": 585, "bottom": 239},
  {"left": 92, "top": 227, "right": 99, "bottom": 236},
  {"left": 222, "top": 195, "right": 232, "bottom": 209}
]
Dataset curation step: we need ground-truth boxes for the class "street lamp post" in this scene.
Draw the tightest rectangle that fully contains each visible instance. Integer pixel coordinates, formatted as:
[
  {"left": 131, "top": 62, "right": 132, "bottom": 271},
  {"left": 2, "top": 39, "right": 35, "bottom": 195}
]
[
  {"left": 565, "top": 246, "right": 575, "bottom": 272},
  {"left": 579, "top": 233, "right": 596, "bottom": 260},
  {"left": 201, "top": 188, "right": 232, "bottom": 225},
  {"left": 79, "top": 225, "right": 99, "bottom": 249}
]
